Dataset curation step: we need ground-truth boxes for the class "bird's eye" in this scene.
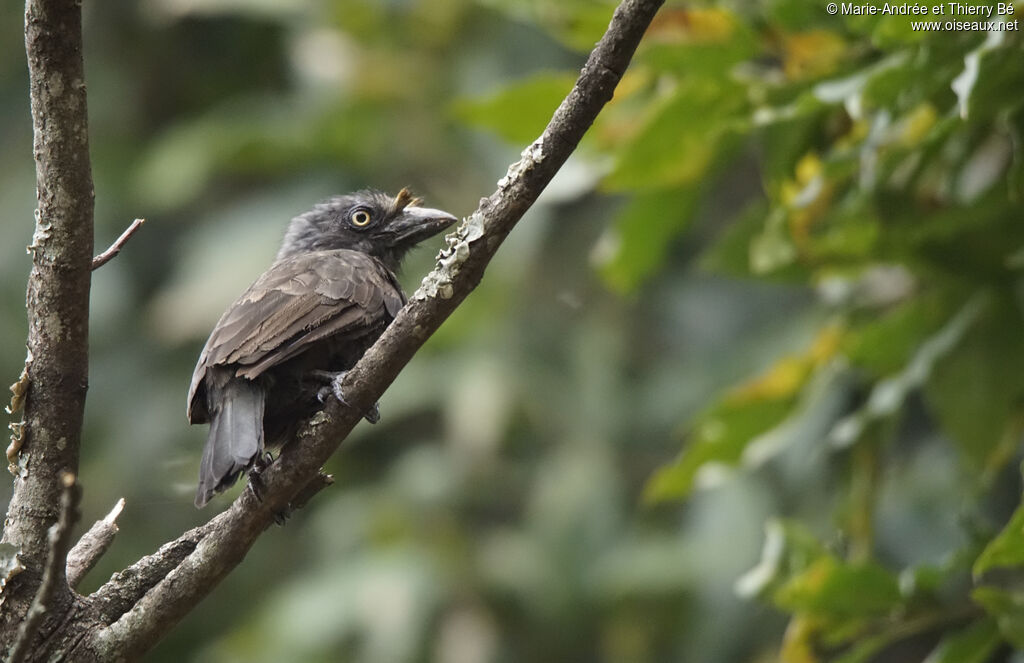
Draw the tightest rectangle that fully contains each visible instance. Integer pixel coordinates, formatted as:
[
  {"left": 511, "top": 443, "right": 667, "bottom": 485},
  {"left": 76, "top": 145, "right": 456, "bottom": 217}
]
[{"left": 350, "top": 209, "right": 372, "bottom": 227}]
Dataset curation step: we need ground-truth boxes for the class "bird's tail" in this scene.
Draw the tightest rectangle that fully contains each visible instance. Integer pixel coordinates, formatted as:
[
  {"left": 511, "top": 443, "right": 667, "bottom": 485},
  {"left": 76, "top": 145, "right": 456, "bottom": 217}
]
[{"left": 195, "top": 371, "right": 265, "bottom": 508}]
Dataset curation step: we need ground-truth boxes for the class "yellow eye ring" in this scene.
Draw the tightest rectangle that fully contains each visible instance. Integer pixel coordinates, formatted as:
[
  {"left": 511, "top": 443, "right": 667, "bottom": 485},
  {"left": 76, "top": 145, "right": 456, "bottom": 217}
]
[{"left": 350, "top": 209, "right": 372, "bottom": 227}]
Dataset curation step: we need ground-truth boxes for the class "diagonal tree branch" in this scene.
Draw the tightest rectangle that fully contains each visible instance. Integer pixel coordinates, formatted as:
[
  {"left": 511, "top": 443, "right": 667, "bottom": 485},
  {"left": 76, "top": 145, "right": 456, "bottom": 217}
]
[
  {"left": 87, "top": 513, "right": 227, "bottom": 624},
  {"left": 83, "top": 0, "right": 664, "bottom": 658}
]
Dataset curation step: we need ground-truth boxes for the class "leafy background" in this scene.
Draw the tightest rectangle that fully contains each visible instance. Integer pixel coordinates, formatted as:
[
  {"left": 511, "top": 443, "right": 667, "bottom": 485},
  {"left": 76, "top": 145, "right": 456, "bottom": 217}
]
[{"left": 2, "top": 0, "right": 1024, "bottom": 661}]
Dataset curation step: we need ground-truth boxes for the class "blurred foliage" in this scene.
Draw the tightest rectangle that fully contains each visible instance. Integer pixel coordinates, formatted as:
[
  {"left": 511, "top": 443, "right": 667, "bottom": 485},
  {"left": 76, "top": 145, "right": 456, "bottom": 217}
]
[{"left": 3, "top": 0, "right": 1024, "bottom": 661}]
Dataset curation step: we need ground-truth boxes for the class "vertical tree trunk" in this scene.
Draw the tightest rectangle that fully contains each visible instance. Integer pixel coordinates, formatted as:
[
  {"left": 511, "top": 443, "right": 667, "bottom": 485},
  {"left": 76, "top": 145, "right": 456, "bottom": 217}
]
[{"left": 1, "top": 0, "right": 94, "bottom": 654}]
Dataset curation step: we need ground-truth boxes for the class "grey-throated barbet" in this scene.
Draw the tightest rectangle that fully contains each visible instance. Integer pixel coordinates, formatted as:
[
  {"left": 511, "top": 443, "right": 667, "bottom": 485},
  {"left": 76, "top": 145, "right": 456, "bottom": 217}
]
[{"left": 188, "top": 189, "right": 457, "bottom": 507}]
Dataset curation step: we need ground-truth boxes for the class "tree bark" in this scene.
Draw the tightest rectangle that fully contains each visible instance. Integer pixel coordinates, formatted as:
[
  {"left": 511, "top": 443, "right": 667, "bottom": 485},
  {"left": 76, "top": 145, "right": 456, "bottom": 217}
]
[
  {"left": 1, "top": 0, "right": 94, "bottom": 657},
  {"left": 1, "top": 0, "right": 664, "bottom": 660}
]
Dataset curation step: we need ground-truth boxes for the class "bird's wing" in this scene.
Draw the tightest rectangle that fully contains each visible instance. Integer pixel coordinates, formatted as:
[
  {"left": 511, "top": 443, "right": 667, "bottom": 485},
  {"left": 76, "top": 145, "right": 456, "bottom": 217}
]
[{"left": 187, "top": 250, "right": 405, "bottom": 422}]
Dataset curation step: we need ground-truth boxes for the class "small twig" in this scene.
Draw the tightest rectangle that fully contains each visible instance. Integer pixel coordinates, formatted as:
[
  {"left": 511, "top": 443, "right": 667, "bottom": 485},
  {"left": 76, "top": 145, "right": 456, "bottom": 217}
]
[
  {"left": 90, "top": 218, "right": 144, "bottom": 271},
  {"left": 66, "top": 498, "right": 125, "bottom": 590},
  {"left": 7, "top": 472, "right": 81, "bottom": 663}
]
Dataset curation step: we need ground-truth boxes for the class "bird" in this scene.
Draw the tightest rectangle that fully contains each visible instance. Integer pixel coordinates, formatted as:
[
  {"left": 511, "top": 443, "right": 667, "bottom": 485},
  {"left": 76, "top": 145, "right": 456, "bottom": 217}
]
[{"left": 187, "top": 188, "right": 458, "bottom": 508}]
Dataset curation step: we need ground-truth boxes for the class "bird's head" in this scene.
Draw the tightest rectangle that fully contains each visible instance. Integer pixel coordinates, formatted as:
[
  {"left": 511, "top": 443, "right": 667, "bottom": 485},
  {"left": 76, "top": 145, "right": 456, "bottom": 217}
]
[{"left": 277, "top": 188, "right": 458, "bottom": 270}]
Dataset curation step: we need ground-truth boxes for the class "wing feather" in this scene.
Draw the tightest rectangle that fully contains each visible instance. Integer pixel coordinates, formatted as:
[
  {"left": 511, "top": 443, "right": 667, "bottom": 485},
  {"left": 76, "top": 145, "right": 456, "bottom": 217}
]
[{"left": 187, "top": 249, "right": 402, "bottom": 422}]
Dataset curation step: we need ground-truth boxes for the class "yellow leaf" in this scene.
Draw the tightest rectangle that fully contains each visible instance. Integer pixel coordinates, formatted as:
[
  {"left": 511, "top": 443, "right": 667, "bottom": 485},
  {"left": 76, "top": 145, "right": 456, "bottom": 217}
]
[
  {"left": 782, "top": 31, "right": 846, "bottom": 80},
  {"left": 783, "top": 152, "right": 834, "bottom": 247},
  {"left": 836, "top": 118, "right": 871, "bottom": 150},
  {"left": 646, "top": 7, "right": 738, "bottom": 44},
  {"left": 780, "top": 615, "right": 821, "bottom": 663},
  {"left": 611, "top": 69, "right": 650, "bottom": 102},
  {"left": 728, "top": 324, "right": 843, "bottom": 403},
  {"left": 729, "top": 356, "right": 809, "bottom": 402},
  {"left": 897, "top": 103, "right": 937, "bottom": 147},
  {"left": 598, "top": 69, "right": 654, "bottom": 144},
  {"left": 780, "top": 179, "right": 801, "bottom": 206},
  {"left": 809, "top": 324, "right": 843, "bottom": 364},
  {"left": 795, "top": 153, "right": 823, "bottom": 185}
]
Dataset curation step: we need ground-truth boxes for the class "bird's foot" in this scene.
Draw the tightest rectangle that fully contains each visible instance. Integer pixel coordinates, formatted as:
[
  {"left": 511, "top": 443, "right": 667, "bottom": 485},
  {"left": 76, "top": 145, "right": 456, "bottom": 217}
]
[
  {"left": 252, "top": 452, "right": 275, "bottom": 473},
  {"left": 247, "top": 453, "right": 289, "bottom": 524},
  {"left": 312, "top": 370, "right": 381, "bottom": 424},
  {"left": 247, "top": 471, "right": 266, "bottom": 503},
  {"left": 249, "top": 452, "right": 275, "bottom": 496}
]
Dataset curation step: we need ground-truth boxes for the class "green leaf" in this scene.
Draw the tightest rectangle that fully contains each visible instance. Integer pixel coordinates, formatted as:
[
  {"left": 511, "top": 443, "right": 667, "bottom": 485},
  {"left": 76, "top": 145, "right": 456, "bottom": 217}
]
[
  {"left": 925, "top": 294, "right": 1024, "bottom": 475},
  {"left": 898, "top": 545, "right": 978, "bottom": 600},
  {"left": 812, "top": 51, "right": 910, "bottom": 105},
  {"left": 750, "top": 209, "right": 799, "bottom": 274},
  {"left": 803, "top": 214, "right": 881, "bottom": 263},
  {"left": 952, "top": 29, "right": 1009, "bottom": 121},
  {"left": 603, "top": 79, "right": 743, "bottom": 191},
  {"left": 848, "top": 2, "right": 946, "bottom": 47},
  {"left": 924, "top": 618, "right": 1001, "bottom": 663},
  {"left": 475, "top": 0, "right": 617, "bottom": 52},
  {"left": 639, "top": 8, "right": 758, "bottom": 77},
  {"left": 452, "top": 72, "right": 577, "bottom": 145},
  {"left": 831, "top": 630, "right": 903, "bottom": 663},
  {"left": 763, "top": 0, "right": 827, "bottom": 30},
  {"left": 974, "top": 499, "right": 1024, "bottom": 576},
  {"left": 842, "top": 292, "right": 955, "bottom": 377},
  {"left": 642, "top": 39, "right": 755, "bottom": 78},
  {"left": 643, "top": 397, "right": 793, "bottom": 503},
  {"left": 831, "top": 614, "right": 999, "bottom": 663},
  {"left": 699, "top": 202, "right": 765, "bottom": 277},
  {"left": 595, "top": 187, "right": 698, "bottom": 293},
  {"left": 699, "top": 201, "right": 813, "bottom": 282},
  {"left": 972, "top": 586, "right": 1024, "bottom": 649},
  {"left": 830, "top": 294, "right": 985, "bottom": 449},
  {"left": 735, "top": 519, "right": 827, "bottom": 599},
  {"left": 774, "top": 555, "right": 902, "bottom": 619},
  {"left": 645, "top": 327, "right": 850, "bottom": 503},
  {"left": 544, "top": 2, "right": 620, "bottom": 51},
  {"left": 885, "top": 194, "right": 1024, "bottom": 280}
]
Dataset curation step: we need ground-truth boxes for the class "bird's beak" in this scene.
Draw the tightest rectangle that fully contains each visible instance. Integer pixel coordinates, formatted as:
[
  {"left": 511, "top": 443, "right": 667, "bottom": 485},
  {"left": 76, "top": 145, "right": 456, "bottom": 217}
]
[{"left": 388, "top": 205, "right": 459, "bottom": 246}]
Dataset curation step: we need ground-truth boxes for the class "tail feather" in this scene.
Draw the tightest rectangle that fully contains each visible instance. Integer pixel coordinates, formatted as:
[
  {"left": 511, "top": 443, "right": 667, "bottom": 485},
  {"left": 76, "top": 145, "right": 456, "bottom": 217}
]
[{"left": 195, "top": 371, "right": 265, "bottom": 508}]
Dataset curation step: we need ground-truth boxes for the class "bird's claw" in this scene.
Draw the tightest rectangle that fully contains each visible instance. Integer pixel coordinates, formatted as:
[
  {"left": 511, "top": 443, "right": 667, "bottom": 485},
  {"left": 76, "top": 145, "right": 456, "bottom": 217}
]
[
  {"left": 247, "top": 471, "right": 266, "bottom": 503},
  {"left": 247, "top": 454, "right": 291, "bottom": 524},
  {"left": 249, "top": 451, "right": 275, "bottom": 498},
  {"left": 312, "top": 370, "right": 380, "bottom": 424},
  {"left": 253, "top": 452, "right": 275, "bottom": 472}
]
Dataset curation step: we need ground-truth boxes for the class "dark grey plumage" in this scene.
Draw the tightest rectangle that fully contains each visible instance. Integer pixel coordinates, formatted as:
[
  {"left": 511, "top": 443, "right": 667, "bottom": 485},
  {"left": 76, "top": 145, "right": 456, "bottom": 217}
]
[{"left": 188, "top": 189, "right": 457, "bottom": 507}]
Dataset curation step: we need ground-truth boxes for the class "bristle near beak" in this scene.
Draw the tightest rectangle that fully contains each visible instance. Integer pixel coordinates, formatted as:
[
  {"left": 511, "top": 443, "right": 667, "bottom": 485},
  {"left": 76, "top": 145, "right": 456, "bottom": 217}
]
[{"left": 392, "top": 187, "right": 424, "bottom": 214}]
